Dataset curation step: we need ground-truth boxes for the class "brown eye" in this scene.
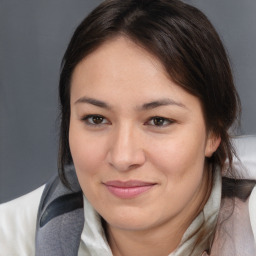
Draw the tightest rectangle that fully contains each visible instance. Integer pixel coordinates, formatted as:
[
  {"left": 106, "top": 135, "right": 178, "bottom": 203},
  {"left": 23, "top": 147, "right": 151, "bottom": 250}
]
[
  {"left": 153, "top": 117, "right": 166, "bottom": 126},
  {"left": 146, "top": 116, "right": 173, "bottom": 127},
  {"left": 92, "top": 115, "right": 104, "bottom": 124},
  {"left": 82, "top": 115, "right": 109, "bottom": 125}
]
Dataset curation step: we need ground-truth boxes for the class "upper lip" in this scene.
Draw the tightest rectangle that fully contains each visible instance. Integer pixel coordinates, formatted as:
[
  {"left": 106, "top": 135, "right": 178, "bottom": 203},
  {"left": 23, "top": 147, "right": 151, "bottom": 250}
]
[{"left": 103, "top": 180, "right": 156, "bottom": 188}]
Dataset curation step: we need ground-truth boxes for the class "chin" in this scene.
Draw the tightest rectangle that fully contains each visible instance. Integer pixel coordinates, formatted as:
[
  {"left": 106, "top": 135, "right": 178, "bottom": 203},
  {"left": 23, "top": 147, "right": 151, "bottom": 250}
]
[{"left": 101, "top": 207, "right": 160, "bottom": 232}]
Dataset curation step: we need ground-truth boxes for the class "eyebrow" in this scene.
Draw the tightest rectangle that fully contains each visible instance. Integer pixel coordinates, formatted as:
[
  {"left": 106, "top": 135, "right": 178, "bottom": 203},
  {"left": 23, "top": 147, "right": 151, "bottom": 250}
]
[
  {"left": 75, "top": 96, "right": 111, "bottom": 109},
  {"left": 75, "top": 96, "right": 186, "bottom": 110},
  {"left": 140, "top": 98, "right": 187, "bottom": 110}
]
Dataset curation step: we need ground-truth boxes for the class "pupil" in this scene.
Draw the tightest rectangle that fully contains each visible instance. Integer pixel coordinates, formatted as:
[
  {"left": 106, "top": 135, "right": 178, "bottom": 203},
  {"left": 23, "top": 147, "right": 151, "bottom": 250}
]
[
  {"left": 93, "top": 116, "right": 103, "bottom": 124},
  {"left": 154, "top": 117, "right": 164, "bottom": 126}
]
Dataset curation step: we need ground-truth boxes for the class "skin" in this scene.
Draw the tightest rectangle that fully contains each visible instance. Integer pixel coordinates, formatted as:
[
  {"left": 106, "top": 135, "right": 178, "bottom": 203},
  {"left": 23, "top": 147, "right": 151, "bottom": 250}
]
[{"left": 69, "top": 36, "right": 220, "bottom": 256}]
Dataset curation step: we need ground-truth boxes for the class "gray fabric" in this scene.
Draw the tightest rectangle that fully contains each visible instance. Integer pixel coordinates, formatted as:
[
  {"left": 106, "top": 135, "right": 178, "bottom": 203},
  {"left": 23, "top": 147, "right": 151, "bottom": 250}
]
[
  {"left": 36, "top": 209, "right": 84, "bottom": 256},
  {"left": 35, "top": 166, "right": 84, "bottom": 256}
]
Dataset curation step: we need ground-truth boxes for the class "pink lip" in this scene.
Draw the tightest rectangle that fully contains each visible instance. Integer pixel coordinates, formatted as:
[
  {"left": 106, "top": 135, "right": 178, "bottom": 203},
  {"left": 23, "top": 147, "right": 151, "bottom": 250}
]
[{"left": 103, "top": 180, "right": 156, "bottom": 199}]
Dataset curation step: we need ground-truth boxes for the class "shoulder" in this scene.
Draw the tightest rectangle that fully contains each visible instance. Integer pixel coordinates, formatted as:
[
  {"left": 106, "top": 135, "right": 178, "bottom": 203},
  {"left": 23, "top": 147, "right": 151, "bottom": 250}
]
[
  {"left": 0, "top": 185, "right": 45, "bottom": 256},
  {"left": 232, "top": 136, "right": 256, "bottom": 243},
  {"left": 249, "top": 185, "right": 256, "bottom": 242},
  {"left": 211, "top": 192, "right": 256, "bottom": 256},
  {"left": 232, "top": 135, "right": 256, "bottom": 179}
]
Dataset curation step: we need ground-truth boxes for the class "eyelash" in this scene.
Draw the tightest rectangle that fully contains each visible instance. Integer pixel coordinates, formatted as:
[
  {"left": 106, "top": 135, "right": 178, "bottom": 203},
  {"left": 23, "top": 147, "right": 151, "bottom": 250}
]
[{"left": 81, "top": 115, "right": 175, "bottom": 127}]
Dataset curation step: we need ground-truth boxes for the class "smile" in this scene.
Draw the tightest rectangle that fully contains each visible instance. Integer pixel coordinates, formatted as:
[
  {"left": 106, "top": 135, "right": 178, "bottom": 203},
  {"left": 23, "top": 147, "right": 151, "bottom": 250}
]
[{"left": 103, "top": 180, "right": 156, "bottom": 199}]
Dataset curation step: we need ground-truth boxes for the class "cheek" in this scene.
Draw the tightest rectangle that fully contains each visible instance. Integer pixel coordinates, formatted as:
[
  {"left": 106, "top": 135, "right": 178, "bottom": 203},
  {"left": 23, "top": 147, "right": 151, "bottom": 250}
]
[
  {"left": 150, "top": 135, "right": 206, "bottom": 178},
  {"left": 69, "top": 122, "right": 106, "bottom": 184},
  {"left": 69, "top": 128, "right": 107, "bottom": 204},
  {"left": 149, "top": 137, "right": 207, "bottom": 210}
]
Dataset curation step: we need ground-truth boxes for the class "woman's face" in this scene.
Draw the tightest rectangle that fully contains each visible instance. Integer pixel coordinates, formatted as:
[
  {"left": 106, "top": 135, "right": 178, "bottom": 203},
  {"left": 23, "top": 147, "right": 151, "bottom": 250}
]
[{"left": 69, "top": 37, "right": 220, "bottom": 233}]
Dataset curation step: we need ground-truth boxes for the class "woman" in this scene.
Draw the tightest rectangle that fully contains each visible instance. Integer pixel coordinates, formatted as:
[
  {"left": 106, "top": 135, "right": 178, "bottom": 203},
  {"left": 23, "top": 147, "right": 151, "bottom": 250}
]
[{"left": 0, "top": 0, "right": 255, "bottom": 255}]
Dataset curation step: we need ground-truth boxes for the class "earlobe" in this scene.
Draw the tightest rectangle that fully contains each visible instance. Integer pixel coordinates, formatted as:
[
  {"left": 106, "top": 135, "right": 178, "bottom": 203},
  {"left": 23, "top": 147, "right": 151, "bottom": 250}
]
[{"left": 205, "top": 133, "right": 221, "bottom": 157}]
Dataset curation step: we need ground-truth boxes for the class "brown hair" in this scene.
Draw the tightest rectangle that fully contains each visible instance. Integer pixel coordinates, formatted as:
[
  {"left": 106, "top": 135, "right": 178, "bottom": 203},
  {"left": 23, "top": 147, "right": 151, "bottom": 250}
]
[{"left": 59, "top": 0, "right": 240, "bottom": 186}]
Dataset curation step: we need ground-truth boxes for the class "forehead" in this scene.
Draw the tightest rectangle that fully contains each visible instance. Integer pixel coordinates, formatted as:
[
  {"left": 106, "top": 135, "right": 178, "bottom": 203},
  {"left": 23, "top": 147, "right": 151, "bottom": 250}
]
[
  {"left": 70, "top": 36, "right": 202, "bottom": 113},
  {"left": 75, "top": 37, "right": 165, "bottom": 73},
  {"left": 71, "top": 36, "right": 170, "bottom": 92}
]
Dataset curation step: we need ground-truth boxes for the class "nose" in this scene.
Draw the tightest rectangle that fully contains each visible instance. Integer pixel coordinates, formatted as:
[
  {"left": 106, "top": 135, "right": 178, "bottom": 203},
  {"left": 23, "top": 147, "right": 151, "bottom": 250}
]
[{"left": 107, "top": 124, "right": 146, "bottom": 172}]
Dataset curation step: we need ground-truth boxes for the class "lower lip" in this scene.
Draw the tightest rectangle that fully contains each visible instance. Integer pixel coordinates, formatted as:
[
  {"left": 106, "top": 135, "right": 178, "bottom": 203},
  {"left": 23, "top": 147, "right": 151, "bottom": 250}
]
[{"left": 105, "top": 185, "right": 154, "bottom": 199}]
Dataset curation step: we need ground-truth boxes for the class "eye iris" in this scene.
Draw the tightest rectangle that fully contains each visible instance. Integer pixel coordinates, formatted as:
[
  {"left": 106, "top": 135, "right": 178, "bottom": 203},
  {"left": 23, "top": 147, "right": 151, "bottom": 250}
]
[
  {"left": 92, "top": 116, "right": 103, "bottom": 124},
  {"left": 154, "top": 117, "right": 164, "bottom": 126}
]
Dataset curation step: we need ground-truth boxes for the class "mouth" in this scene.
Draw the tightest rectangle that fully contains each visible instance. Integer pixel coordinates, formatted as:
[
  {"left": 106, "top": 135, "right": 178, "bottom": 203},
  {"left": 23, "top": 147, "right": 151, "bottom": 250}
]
[{"left": 103, "top": 180, "right": 157, "bottom": 199}]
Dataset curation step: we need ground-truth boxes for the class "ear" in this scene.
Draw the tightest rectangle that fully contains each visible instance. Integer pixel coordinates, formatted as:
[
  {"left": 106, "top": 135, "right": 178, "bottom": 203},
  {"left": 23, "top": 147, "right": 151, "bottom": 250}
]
[{"left": 205, "top": 132, "right": 221, "bottom": 157}]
